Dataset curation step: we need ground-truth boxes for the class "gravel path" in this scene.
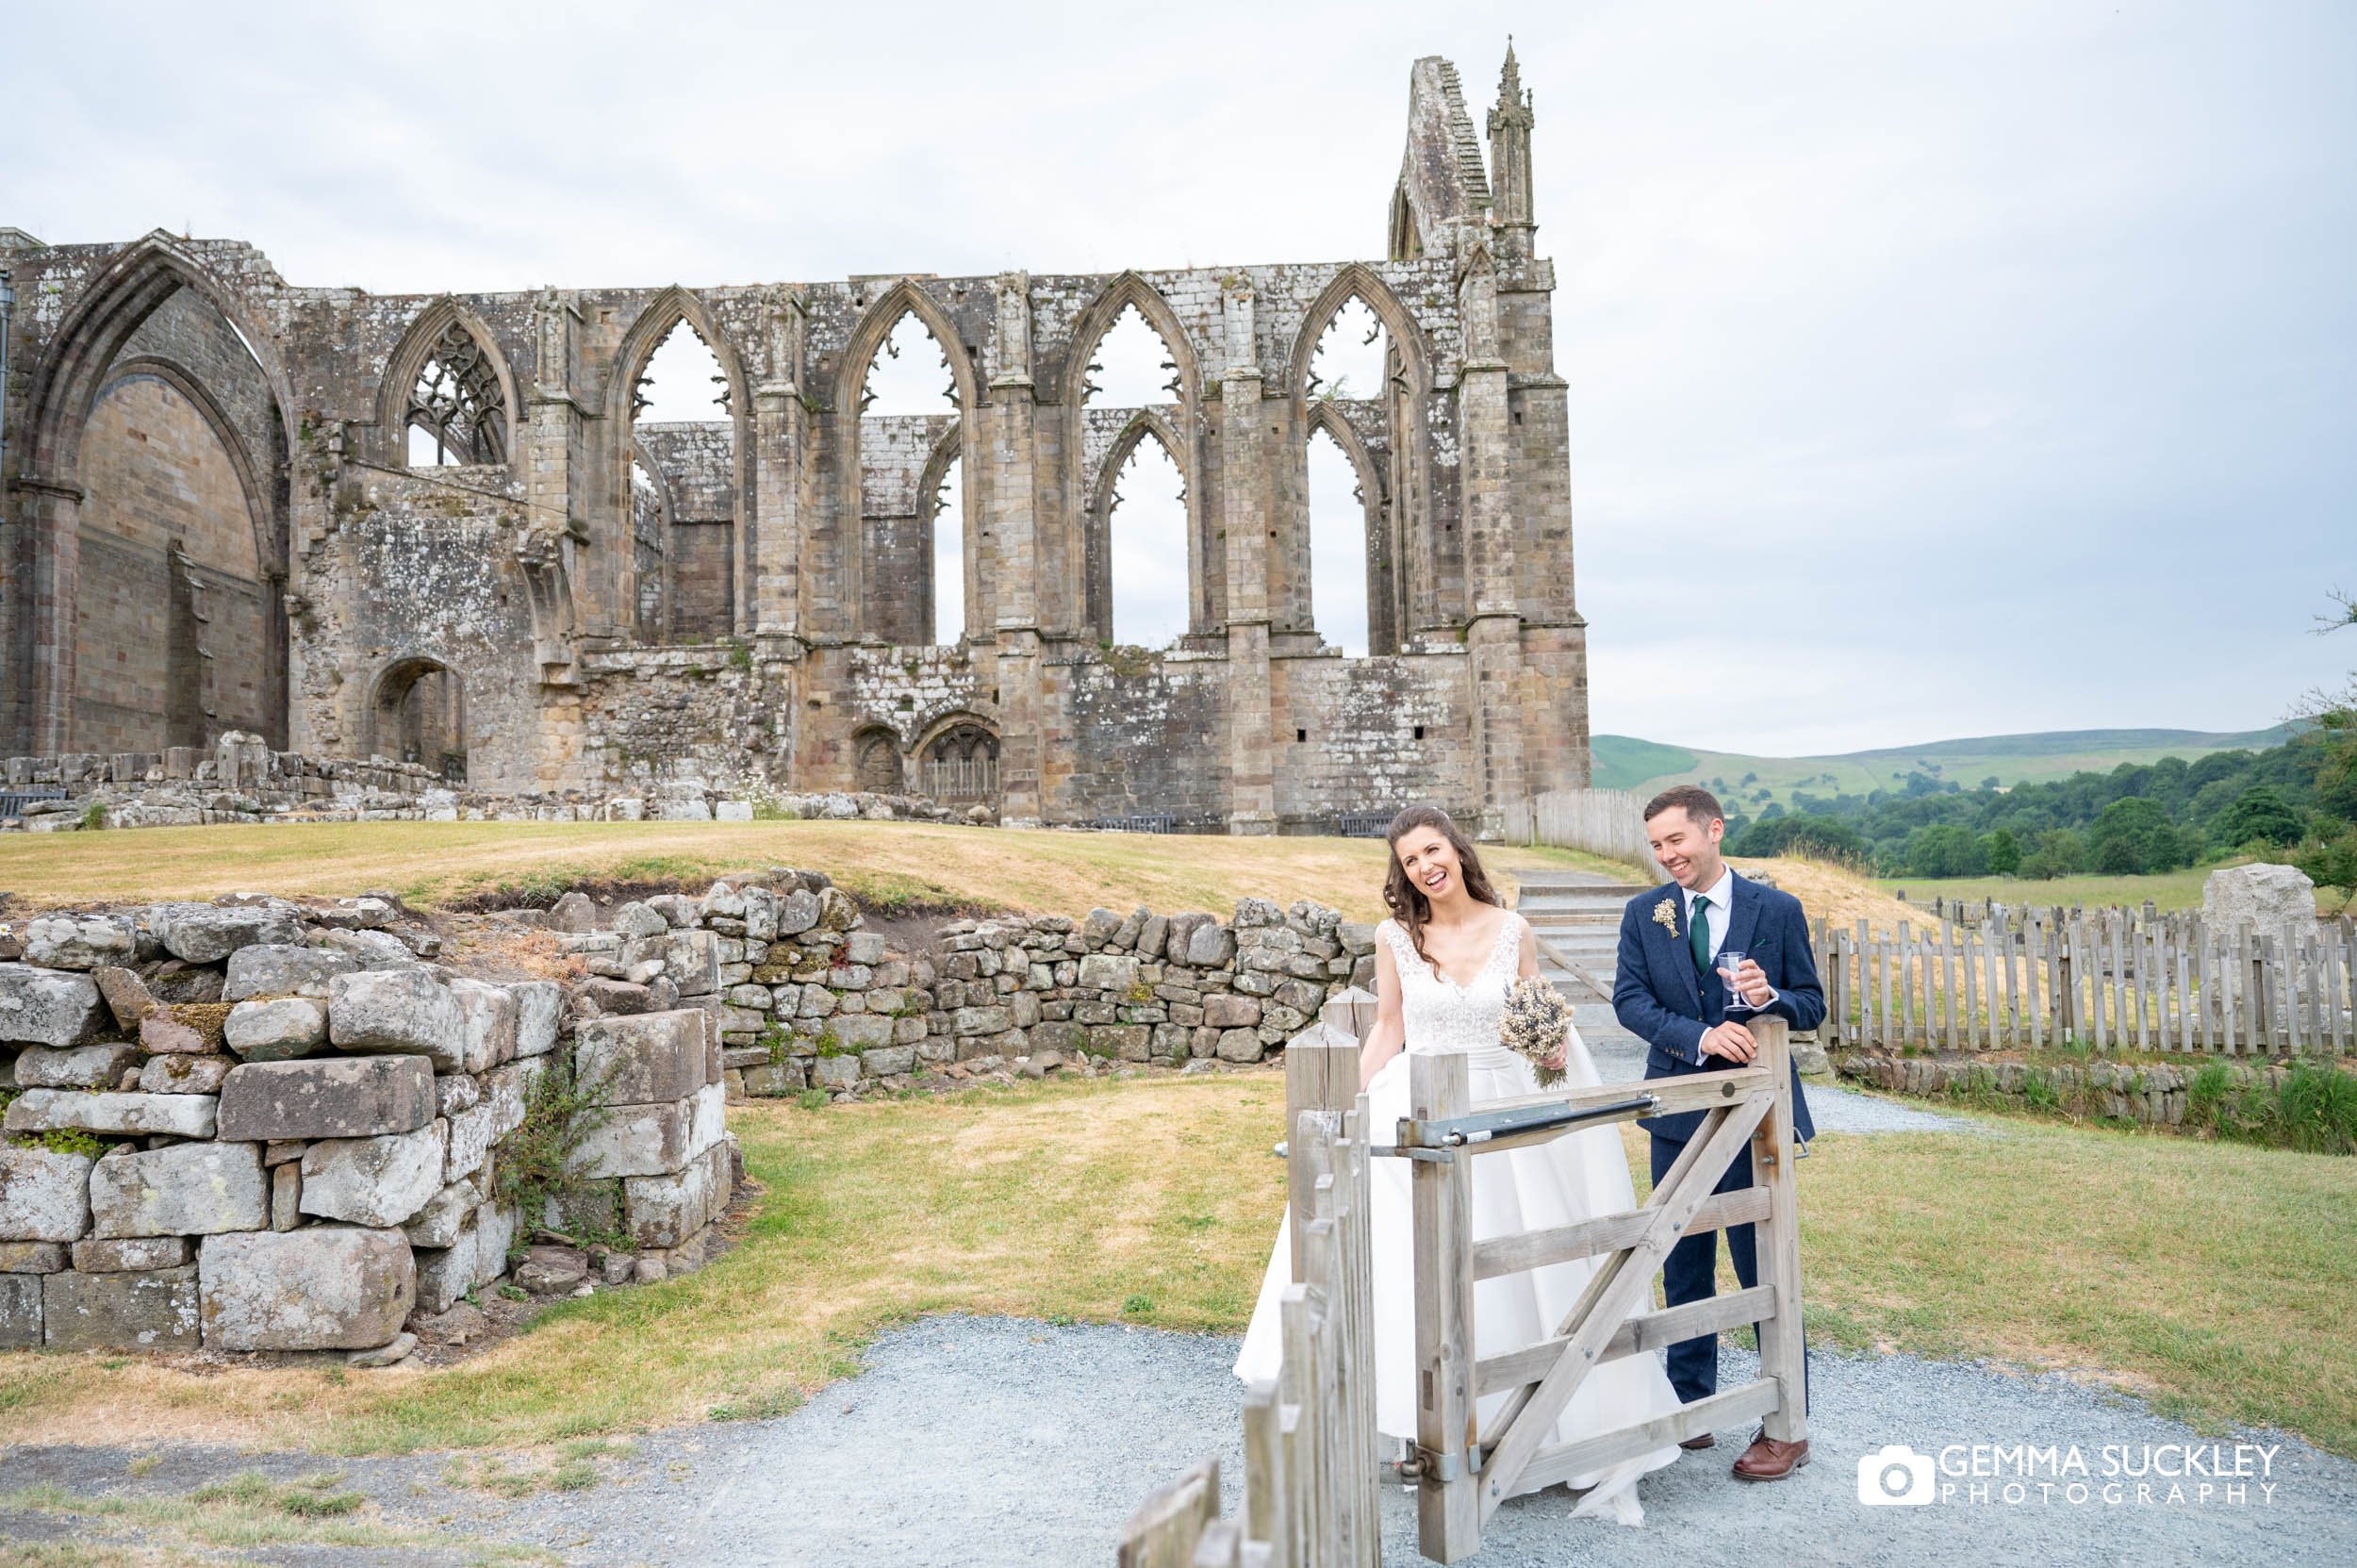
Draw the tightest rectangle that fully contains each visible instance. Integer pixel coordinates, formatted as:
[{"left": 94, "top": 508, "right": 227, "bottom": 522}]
[{"left": 6, "top": 1316, "right": 2349, "bottom": 1566}]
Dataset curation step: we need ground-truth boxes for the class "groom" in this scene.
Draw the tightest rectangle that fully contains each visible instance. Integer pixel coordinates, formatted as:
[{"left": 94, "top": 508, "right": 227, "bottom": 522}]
[{"left": 1612, "top": 784, "right": 1820, "bottom": 1482}]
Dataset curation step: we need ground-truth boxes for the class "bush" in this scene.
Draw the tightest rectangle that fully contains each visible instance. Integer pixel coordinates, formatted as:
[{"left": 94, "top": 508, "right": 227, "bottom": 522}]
[
  {"left": 1904, "top": 823, "right": 1986, "bottom": 879},
  {"left": 1982, "top": 827, "right": 2021, "bottom": 875},
  {"left": 2295, "top": 827, "right": 2357, "bottom": 912},
  {"left": 2088, "top": 797, "right": 2194, "bottom": 875},
  {"left": 491, "top": 1051, "right": 623, "bottom": 1262}
]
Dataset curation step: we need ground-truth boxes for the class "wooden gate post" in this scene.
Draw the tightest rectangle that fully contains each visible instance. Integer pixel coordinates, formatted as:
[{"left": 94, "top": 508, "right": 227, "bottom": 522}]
[
  {"left": 1287, "top": 988, "right": 1372, "bottom": 1279},
  {"left": 1409, "top": 1049, "right": 1479, "bottom": 1562},
  {"left": 1747, "top": 1015, "right": 1809, "bottom": 1443}
]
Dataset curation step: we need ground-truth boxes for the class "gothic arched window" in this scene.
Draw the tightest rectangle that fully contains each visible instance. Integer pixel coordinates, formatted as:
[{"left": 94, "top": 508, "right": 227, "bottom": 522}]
[{"left": 407, "top": 322, "right": 509, "bottom": 466}]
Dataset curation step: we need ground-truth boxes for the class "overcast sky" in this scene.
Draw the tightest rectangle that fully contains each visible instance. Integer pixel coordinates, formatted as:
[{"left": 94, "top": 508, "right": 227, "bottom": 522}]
[{"left": 8, "top": 0, "right": 2349, "bottom": 754}]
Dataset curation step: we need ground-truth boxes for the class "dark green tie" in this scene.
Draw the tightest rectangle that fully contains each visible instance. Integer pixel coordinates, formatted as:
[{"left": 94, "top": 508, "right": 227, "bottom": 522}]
[{"left": 1689, "top": 894, "right": 1713, "bottom": 975}]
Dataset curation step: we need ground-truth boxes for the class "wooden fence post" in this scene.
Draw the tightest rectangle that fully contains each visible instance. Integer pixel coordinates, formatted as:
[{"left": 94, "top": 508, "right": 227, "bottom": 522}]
[
  {"left": 1286, "top": 991, "right": 1369, "bottom": 1279},
  {"left": 1748, "top": 1015, "right": 1808, "bottom": 1443},
  {"left": 1410, "top": 1049, "right": 1478, "bottom": 1563},
  {"left": 1117, "top": 1455, "right": 1221, "bottom": 1567}
]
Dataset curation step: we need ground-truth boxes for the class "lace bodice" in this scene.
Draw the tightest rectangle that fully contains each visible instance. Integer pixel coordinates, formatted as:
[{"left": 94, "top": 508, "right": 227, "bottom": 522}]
[{"left": 1380, "top": 908, "right": 1526, "bottom": 1056}]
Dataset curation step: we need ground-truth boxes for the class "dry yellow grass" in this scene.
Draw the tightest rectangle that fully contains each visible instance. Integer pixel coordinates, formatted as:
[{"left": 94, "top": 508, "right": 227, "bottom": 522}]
[
  {"left": 1730, "top": 854, "right": 1924, "bottom": 936},
  {"left": 0, "top": 818, "right": 1628, "bottom": 921}
]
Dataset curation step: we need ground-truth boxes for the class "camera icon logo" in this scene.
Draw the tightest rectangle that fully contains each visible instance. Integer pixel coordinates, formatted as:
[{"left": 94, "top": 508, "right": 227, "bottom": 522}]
[{"left": 1857, "top": 1444, "right": 1936, "bottom": 1506}]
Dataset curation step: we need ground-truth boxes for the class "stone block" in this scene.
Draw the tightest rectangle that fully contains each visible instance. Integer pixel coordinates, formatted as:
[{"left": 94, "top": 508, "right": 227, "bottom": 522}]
[
  {"left": 328, "top": 967, "right": 467, "bottom": 1069},
  {"left": 138, "top": 1052, "right": 236, "bottom": 1095},
  {"left": 621, "top": 1140, "right": 732, "bottom": 1249},
  {"left": 569, "top": 1099, "right": 693, "bottom": 1180},
  {"left": 1076, "top": 953, "right": 1141, "bottom": 994},
  {"left": 443, "top": 1102, "right": 496, "bottom": 1185},
  {"left": 0, "top": 963, "right": 107, "bottom": 1048},
  {"left": 861, "top": 1046, "right": 916, "bottom": 1078},
  {"left": 0, "top": 1273, "right": 41, "bottom": 1346},
  {"left": 812, "top": 1054, "right": 861, "bottom": 1089},
  {"left": 575, "top": 1010, "right": 708, "bottom": 1106},
  {"left": 4, "top": 1089, "right": 215, "bottom": 1139},
  {"left": 512, "top": 981, "right": 562, "bottom": 1058},
  {"left": 222, "top": 944, "right": 358, "bottom": 1001},
  {"left": 90, "top": 1141, "right": 268, "bottom": 1238},
  {"left": 484, "top": 1058, "right": 538, "bottom": 1139},
  {"left": 450, "top": 979, "right": 518, "bottom": 1072},
  {"left": 215, "top": 1055, "right": 436, "bottom": 1141},
  {"left": 72, "top": 1236, "right": 192, "bottom": 1273},
  {"left": 1183, "top": 923, "right": 1235, "bottom": 968},
  {"left": 92, "top": 966, "right": 158, "bottom": 1030},
  {"left": 272, "top": 1162, "right": 301, "bottom": 1230},
  {"left": 44, "top": 1264, "right": 201, "bottom": 1350},
  {"left": 146, "top": 900, "right": 305, "bottom": 964},
  {"left": 1202, "top": 993, "right": 1261, "bottom": 1029},
  {"left": 24, "top": 914, "right": 137, "bottom": 969},
  {"left": 1273, "top": 979, "right": 1326, "bottom": 1015},
  {"left": 1216, "top": 1028, "right": 1264, "bottom": 1063},
  {"left": 13, "top": 1041, "right": 141, "bottom": 1088},
  {"left": 200, "top": 1227, "right": 416, "bottom": 1350},
  {"left": 302, "top": 1120, "right": 448, "bottom": 1228},
  {"left": 223, "top": 997, "right": 328, "bottom": 1060},
  {"left": 1088, "top": 1024, "right": 1151, "bottom": 1062},
  {"left": 831, "top": 1014, "right": 894, "bottom": 1049},
  {"left": 0, "top": 1241, "right": 70, "bottom": 1273},
  {"left": 951, "top": 1004, "right": 1013, "bottom": 1036},
  {"left": 0, "top": 1145, "right": 97, "bottom": 1242},
  {"left": 403, "top": 1174, "right": 484, "bottom": 1250}
]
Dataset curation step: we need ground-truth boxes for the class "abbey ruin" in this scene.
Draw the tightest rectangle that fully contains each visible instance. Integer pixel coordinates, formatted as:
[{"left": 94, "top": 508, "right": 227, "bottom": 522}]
[{"left": 0, "top": 52, "right": 1591, "bottom": 834}]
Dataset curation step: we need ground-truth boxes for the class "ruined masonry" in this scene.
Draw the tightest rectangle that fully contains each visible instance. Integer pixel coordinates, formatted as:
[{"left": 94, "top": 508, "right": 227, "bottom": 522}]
[
  {"left": 0, "top": 867, "right": 1366, "bottom": 1353},
  {"left": 0, "top": 53, "right": 1588, "bottom": 834},
  {"left": 0, "top": 895, "right": 736, "bottom": 1356}
]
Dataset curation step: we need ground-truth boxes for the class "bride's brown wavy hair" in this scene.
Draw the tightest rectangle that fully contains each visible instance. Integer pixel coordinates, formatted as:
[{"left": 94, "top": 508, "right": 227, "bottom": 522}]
[{"left": 1382, "top": 804, "right": 1505, "bottom": 966}]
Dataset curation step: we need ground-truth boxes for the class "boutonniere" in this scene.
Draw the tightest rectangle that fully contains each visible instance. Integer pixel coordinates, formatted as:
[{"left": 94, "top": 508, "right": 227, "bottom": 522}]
[{"left": 1651, "top": 900, "right": 1678, "bottom": 940}]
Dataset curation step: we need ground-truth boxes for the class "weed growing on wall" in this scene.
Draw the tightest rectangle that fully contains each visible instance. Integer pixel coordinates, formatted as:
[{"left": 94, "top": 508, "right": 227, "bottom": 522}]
[{"left": 492, "top": 1052, "right": 625, "bottom": 1263}]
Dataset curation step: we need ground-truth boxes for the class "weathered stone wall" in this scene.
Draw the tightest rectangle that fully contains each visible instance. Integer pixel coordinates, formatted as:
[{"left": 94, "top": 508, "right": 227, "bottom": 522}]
[
  {"left": 1, "top": 52, "right": 1589, "bottom": 834},
  {"left": 546, "top": 878, "right": 1374, "bottom": 1095},
  {"left": 0, "top": 894, "right": 737, "bottom": 1357}
]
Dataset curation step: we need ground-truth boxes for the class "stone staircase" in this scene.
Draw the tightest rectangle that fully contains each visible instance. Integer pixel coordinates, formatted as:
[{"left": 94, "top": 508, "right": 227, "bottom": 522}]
[{"left": 1512, "top": 868, "right": 1656, "bottom": 1084}]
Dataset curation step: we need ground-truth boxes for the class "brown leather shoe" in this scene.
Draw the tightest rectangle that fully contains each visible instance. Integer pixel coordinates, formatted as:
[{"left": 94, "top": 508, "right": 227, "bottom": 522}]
[
  {"left": 1731, "top": 1427, "right": 1810, "bottom": 1481},
  {"left": 1678, "top": 1433, "right": 1716, "bottom": 1451}
]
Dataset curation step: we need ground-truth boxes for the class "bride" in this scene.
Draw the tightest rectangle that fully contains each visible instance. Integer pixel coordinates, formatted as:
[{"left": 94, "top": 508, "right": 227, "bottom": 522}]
[{"left": 1232, "top": 805, "right": 1684, "bottom": 1526}]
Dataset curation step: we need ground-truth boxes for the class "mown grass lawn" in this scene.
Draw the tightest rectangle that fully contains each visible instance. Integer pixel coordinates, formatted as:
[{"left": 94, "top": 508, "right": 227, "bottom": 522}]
[
  {"left": 3, "top": 1076, "right": 2349, "bottom": 1461},
  {"left": 0, "top": 818, "right": 1629, "bottom": 921}
]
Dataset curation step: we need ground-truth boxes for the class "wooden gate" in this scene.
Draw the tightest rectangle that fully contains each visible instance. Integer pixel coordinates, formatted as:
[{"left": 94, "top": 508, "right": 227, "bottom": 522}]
[
  {"left": 1403, "top": 1016, "right": 1809, "bottom": 1561},
  {"left": 1117, "top": 1014, "right": 1383, "bottom": 1567}
]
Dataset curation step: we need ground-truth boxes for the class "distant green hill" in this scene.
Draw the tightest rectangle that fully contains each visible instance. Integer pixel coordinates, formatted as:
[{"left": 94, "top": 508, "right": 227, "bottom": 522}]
[{"left": 1593, "top": 725, "right": 2297, "bottom": 815}]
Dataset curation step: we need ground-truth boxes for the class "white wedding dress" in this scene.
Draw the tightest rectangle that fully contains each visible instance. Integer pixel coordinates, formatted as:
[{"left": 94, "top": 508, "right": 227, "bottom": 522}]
[{"left": 1231, "top": 908, "right": 1683, "bottom": 1526}]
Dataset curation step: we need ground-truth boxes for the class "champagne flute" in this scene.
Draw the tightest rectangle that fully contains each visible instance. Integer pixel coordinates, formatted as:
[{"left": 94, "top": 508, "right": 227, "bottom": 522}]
[{"left": 1716, "top": 949, "right": 1752, "bottom": 1015}]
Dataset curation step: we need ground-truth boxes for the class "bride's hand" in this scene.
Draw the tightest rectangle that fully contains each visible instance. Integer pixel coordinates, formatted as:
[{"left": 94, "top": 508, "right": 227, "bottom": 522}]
[{"left": 1540, "top": 1041, "right": 1567, "bottom": 1074}]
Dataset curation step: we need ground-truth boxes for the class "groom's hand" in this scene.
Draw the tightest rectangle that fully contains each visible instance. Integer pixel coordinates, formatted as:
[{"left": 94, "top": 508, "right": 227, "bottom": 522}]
[{"left": 1699, "top": 1020, "right": 1756, "bottom": 1063}]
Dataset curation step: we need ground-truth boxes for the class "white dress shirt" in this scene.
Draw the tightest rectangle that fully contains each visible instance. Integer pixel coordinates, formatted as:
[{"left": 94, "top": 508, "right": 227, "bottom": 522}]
[{"left": 1683, "top": 866, "right": 1777, "bottom": 1006}]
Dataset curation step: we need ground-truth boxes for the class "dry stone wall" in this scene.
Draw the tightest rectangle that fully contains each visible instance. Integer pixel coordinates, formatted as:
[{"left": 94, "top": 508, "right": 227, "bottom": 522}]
[{"left": 545, "top": 874, "right": 1376, "bottom": 1095}]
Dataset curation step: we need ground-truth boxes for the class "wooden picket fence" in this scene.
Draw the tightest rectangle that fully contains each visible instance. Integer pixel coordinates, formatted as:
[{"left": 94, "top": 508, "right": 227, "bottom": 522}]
[
  {"left": 1496, "top": 789, "right": 1664, "bottom": 875},
  {"left": 1818, "top": 906, "right": 2357, "bottom": 1056},
  {"left": 1118, "top": 1008, "right": 1381, "bottom": 1568}
]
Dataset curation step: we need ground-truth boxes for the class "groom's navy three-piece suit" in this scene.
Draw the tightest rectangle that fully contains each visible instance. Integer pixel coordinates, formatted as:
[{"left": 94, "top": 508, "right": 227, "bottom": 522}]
[{"left": 1613, "top": 869, "right": 1820, "bottom": 1410}]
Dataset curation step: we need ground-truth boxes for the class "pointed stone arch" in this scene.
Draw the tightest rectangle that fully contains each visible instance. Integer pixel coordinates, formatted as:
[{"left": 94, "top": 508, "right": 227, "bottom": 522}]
[
  {"left": 8, "top": 233, "right": 297, "bottom": 754},
  {"left": 1087, "top": 408, "right": 1190, "bottom": 647},
  {"left": 1061, "top": 273, "right": 1206, "bottom": 643},
  {"left": 835, "top": 280, "right": 982, "bottom": 640},
  {"left": 609, "top": 287, "right": 753, "bottom": 639},
  {"left": 1286, "top": 264, "right": 1440, "bottom": 639},
  {"left": 915, "top": 421, "right": 969, "bottom": 646},
  {"left": 1305, "top": 400, "right": 1397, "bottom": 654},
  {"left": 375, "top": 298, "right": 522, "bottom": 470}
]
